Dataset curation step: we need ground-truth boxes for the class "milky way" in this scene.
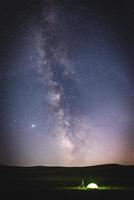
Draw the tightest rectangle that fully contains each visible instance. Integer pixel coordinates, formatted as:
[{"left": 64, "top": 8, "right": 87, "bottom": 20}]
[
  {"left": 0, "top": 0, "right": 134, "bottom": 166},
  {"left": 35, "top": 3, "right": 93, "bottom": 164}
]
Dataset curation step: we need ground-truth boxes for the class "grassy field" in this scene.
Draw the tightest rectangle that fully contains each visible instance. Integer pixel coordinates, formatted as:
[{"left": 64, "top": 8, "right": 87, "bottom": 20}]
[{"left": 0, "top": 164, "right": 134, "bottom": 199}]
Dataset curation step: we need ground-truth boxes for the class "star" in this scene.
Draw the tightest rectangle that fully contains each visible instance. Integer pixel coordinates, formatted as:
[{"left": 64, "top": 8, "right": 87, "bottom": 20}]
[{"left": 31, "top": 124, "right": 36, "bottom": 128}]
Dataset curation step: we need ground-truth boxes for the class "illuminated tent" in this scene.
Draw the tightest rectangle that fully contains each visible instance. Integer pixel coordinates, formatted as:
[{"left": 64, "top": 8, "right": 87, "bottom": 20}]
[{"left": 87, "top": 183, "right": 99, "bottom": 189}]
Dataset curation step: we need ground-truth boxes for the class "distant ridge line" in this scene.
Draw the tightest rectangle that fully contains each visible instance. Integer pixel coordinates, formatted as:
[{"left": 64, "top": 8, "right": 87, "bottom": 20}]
[{"left": 0, "top": 163, "right": 133, "bottom": 169}]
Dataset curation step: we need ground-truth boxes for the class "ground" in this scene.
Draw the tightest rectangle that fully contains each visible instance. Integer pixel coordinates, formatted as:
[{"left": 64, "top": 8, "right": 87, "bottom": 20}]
[{"left": 0, "top": 164, "right": 134, "bottom": 199}]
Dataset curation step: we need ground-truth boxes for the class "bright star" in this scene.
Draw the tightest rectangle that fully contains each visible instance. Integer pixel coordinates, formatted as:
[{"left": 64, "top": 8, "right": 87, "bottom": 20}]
[{"left": 31, "top": 124, "right": 36, "bottom": 128}]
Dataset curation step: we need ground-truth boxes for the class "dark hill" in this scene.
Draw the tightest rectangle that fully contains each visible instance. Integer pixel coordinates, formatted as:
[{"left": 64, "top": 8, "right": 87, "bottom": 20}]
[
  {"left": 1, "top": 164, "right": 134, "bottom": 199},
  {"left": 0, "top": 164, "right": 134, "bottom": 189}
]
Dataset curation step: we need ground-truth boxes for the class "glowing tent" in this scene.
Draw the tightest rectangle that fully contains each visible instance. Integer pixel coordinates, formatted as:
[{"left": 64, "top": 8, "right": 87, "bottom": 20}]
[{"left": 87, "top": 183, "right": 99, "bottom": 189}]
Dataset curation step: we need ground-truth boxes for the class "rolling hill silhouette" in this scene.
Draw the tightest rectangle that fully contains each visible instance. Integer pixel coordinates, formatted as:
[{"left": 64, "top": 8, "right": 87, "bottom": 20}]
[{"left": 0, "top": 164, "right": 134, "bottom": 199}]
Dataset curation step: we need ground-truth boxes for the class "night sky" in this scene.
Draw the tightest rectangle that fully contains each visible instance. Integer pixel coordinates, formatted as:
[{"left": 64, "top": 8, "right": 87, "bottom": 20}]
[{"left": 0, "top": 0, "right": 134, "bottom": 166}]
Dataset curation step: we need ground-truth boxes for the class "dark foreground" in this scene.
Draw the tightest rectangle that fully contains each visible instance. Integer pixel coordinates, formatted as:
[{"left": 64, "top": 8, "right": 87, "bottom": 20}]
[
  {"left": 1, "top": 189, "right": 134, "bottom": 200},
  {"left": 0, "top": 164, "right": 134, "bottom": 199}
]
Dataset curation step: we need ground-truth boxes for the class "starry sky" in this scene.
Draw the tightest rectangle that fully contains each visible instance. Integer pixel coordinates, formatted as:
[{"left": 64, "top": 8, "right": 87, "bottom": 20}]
[{"left": 0, "top": 0, "right": 134, "bottom": 166}]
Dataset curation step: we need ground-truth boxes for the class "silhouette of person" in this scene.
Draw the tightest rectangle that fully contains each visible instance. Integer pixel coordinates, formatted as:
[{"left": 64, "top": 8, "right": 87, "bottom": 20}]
[{"left": 80, "top": 179, "right": 84, "bottom": 188}]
